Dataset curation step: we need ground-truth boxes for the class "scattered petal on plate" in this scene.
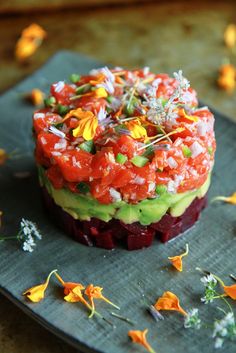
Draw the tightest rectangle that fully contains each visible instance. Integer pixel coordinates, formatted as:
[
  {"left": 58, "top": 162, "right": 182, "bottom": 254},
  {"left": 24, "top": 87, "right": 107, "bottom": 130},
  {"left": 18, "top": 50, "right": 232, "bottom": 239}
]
[
  {"left": 154, "top": 291, "right": 187, "bottom": 316},
  {"left": 211, "top": 192, "right": 236, "bottom": 205},
  {"left": 128, "top": 329, "right": 156, "bottom": 353},
  {"left": 168, "top": 244, "right": 189, "bottom": 272},
  {"left": 23, "top": 269, "right": 57, "bottom": 302},
  {"left": 217, "top": 64, "right": 236, "bottom": 92},
  {"left": 224, "top": 24, "right": 236, "bottom": 49}
]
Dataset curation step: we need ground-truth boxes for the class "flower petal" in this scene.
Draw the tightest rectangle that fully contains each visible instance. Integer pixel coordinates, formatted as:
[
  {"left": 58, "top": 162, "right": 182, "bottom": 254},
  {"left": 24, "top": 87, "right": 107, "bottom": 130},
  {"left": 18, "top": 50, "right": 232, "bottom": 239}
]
[{"left": 23, "top": 269, "right": 57, "bottom": 302}]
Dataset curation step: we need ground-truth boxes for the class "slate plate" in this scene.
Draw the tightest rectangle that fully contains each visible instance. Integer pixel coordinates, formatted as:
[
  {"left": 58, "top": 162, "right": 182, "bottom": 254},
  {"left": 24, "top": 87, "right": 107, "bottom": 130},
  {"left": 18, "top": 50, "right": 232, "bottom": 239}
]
[{"left": 0, "top": 51, "right": 236, "bottom": 353}]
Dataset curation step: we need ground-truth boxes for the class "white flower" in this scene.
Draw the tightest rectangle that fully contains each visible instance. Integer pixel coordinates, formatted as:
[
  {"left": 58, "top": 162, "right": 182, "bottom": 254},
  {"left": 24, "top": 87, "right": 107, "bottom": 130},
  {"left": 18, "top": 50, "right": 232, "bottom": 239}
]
[
  {"left": 97, "top": 107, "right": 107, "bottom": 122},
  {"left": 200, "top": 274, "right": 217, "bottom": 287},
  {"left": 100, "top": 66, "right": 115, "bottom": 83},
  {"left": 184, "top": 308, "right": 201, "bottom": 329},
  {"left": 97, "top": 79, "right": 115, "bottom": 95},
  {"left": 19, "top": 218, "right": 42, "bottom": 252},
  {"left": 173, "top": 70, "right": 190, "bottom": 91},
  {"left": 212, "top": 312, "right": 236, "bottom": 349}
]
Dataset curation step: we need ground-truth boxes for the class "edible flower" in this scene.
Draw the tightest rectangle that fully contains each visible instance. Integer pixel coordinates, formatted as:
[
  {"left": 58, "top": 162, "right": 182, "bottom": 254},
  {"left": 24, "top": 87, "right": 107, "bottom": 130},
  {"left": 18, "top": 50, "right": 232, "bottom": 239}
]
[
  {"left": 89, "top": 73, "right": 106, "bottom": 85},
  {"left": 224, "top": 24, "right": 236, "bottom": 49},
  {"left": 213, "top": 312, "right": 236, "bottom": 349},
  {"left": 28, "top": 88, "right": 45, "bottom": 106},
  {"left": 0, "top": 218, "right": 42, "bottom": 252},
  {"left": 154, "top": 291, "right": 187, "bottom": 316},
  {"left": 125, "top": 119, "right": 147, "bottom": 140},
  {"left": 0, "top": 149, "right": 8, "bottom": 165},
  {"left": 64, "top": 285, "right": 88, "bottom": 305},
  {"left": 54, "top": 272, "right": 84, "bottom": 295},
  {"left": 168, "top": 243, "right": 189, "bottom": 272},
  {"left": 85, "top": 284, "right": 120, "bottom": 318},
  {"left": 63, "top": 108, "right": 98, "bottom": 140},
  {"left": 84, "top": 87, "right": 108, "bottom": 99},
  {"left": 211, "top": 192, "right": 236, "bottom": 205},
  {"left": 23, "top": 269, "right": 57, "bottom": 302},
  {"left": 184, "top": 308, "right": 201, "bottom": 329},
  {"left": 15, "top": 23, "right": 47, "bottom": 62},
  {"left": 128, "top": 329, "right": 156, "bottom": 353},
  {"left": 176, "top": 108, "right": 198, "bottom": 124},
  {"left": 217, "top": 64, "right": 236, "bottom": 92}
]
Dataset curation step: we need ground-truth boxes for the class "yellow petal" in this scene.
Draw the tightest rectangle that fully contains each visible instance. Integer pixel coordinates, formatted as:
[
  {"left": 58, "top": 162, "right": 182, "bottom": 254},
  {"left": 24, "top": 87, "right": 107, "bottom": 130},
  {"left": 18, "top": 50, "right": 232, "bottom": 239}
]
[
  {"left": 93, "top": 87, "right": 108, "bottom": 98},
  {"left": 224, "top": 24, "right": 236, "bottom": 49},
  {"left": 23, "top": 269, "right": 57, "bottom": 303},
  {"left": 30, "top": 89, "right": 45, "bottom": 106}
]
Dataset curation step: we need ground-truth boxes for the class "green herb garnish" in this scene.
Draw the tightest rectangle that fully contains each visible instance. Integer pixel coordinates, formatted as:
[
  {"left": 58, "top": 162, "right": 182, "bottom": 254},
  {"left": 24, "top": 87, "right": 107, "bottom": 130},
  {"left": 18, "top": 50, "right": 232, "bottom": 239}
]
[
  {"left": 69, "top": 73, "right": 81, "bottom": 83},
  {"left": 57, "top": 104, "right": 69, "bottom": 116},
  {"left": 131, "top": 155, "right": 149, "bottom": 167},
  {"left": 116, "top": 153, "right": 127, "bottom": 164},
  {"left": 44, "top": 96, "right": 56, "bottom": 107},
  {"left": 155, "top": 184, "right": 167, "bottom": 195},
  {"left": 182, "top": 146, "right": 192, "bottom": 158},
  {"left": 79, "top": 140, "right": 95, "bottom": 153}
]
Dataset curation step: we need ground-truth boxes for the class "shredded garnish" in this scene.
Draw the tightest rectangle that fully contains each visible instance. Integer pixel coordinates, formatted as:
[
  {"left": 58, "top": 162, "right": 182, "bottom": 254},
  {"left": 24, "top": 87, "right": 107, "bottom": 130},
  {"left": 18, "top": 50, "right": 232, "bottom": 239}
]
[
  {"left": 168, "top": 243, "right": 189, "bottom": 272},
  {"left": 154, "top": 291, "right": 187, "bottom": 316},
  {"left": 15, "top": 23, "right": 47, "bottom": 62},
  {"left": 23, "top": 269, "right": 57, "bottom": 302},
  {"left": 128, "top": 329, "right": 156, "bottom": 353}
]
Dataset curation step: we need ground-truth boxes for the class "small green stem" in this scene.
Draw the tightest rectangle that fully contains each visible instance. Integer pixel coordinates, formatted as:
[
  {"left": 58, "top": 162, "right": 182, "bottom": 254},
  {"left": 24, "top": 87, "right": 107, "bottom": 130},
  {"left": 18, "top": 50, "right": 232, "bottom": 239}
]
[
  {"left": 110, "top": 312, "right": 135, "bottom": 326},
  {"left": 0, "top": 235, "right": 18, "bottom": 240}
]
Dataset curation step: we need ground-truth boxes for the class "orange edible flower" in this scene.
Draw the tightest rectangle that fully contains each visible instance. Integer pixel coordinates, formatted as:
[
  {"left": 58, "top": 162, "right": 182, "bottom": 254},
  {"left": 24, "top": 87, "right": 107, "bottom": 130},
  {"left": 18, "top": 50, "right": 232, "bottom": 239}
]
[
  {"left": 64, "top": 285, "right": 88, "bottom": 307},
  {"left": 128, "top": 329, "right": 156, "bottom": 353},
  {"left": 89, "top": 73, "right": 106, "bottom": 85},
  {"left": 125, "top": 119, "right": 147, "bottom": 140},
  {"left": 0, "top": 149, "right": 8, "bottom": 166},
  {"left": 223, "top": 284, "right": 236, "bottom": 300},
  {"left": 176, "top": 108, "right": 198, "bottom": 124},
  {"left": 63, "top": 108, "right": 98, "bottom": 140},
  {"left": 217, "top": 64, "right": 236, "bottom": 92},
  {"left": 224, "top": 24, "right": 236, "bottom": 49},
  {"left": 15, "top": 23, "right": 47, "bottom": 62},
  {"left": 23, "top": 269, "right": 57, "bottom": 302},
  {"left": 28, "top": 89, "right": 45, "bottom": 106},
  {"left": 154, "top": 291, "right": 187, "bottom": 316},
  {"left": 55, "top": 272, "right": 84, "bottom": 295},
  {"left": 212, "top": 192, "right": 236, "bottom": 205},
  {"left": 168, "top": 243, "right": 189, "bottom": 272},
  {"left": 85, "top": 284, "right": 120, "bottom": 318},
  {"left": 82, "top": 87, "right": 108, "bottom": 99}
]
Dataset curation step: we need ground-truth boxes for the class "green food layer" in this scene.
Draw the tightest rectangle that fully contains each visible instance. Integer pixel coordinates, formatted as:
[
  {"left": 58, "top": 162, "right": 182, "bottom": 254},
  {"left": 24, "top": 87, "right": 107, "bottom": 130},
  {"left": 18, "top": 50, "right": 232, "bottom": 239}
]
[{"left": 38, "top": 166, "right": 210, "bottom": 226}]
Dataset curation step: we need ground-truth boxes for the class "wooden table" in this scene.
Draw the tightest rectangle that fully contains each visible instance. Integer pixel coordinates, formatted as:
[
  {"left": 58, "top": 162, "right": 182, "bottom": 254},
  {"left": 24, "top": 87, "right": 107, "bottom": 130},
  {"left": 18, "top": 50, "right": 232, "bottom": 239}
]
[{"left": 1, "top": 2, "right": 236, "bottom": 353}]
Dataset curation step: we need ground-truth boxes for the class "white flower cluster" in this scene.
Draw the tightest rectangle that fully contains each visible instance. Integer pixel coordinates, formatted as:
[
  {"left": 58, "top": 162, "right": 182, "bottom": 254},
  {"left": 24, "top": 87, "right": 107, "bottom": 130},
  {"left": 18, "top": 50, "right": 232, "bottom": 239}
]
[
  {"left": 144, "top": 70, "right": 190, "bottom": 125},
  {"left": 200, "top": 274, "right": 218, "bottom": 304},
  {"left": 19, "top": 218, "right": 42, "bottom": 252},
  {"left": 184, "top": 308, "right": 201, "bottom": 329},
  {"left": 213, "top": 312, "right": 236, "bottom": 349}
]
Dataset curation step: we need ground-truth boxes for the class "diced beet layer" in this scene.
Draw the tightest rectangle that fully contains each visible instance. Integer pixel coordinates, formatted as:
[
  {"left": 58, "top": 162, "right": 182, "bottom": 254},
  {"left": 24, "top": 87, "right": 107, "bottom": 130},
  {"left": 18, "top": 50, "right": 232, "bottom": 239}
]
[{"left": 41, "top": 187, "right": 207, "bottom": 251}]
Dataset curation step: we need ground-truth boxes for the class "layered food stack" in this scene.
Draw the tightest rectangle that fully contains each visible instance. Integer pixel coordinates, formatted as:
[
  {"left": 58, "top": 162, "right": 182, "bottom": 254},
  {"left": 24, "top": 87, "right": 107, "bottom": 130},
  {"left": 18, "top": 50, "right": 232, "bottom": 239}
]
[{"left": 33, "top": 67, "right": 216, "bottom": 250}]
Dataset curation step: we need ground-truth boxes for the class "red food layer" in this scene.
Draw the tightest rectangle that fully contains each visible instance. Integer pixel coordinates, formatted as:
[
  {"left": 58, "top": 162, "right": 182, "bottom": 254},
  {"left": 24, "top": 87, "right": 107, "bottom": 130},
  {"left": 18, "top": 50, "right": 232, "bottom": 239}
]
[{"left": 41, "top": 187, "right": 207, "bottom": 250}]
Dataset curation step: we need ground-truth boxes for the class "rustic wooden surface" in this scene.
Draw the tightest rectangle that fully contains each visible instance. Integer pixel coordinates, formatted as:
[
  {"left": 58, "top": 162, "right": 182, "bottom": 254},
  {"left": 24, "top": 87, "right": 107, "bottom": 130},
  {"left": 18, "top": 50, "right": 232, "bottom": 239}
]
[{"left": 0, "top": 2, "right": 236, "bottom": 353}]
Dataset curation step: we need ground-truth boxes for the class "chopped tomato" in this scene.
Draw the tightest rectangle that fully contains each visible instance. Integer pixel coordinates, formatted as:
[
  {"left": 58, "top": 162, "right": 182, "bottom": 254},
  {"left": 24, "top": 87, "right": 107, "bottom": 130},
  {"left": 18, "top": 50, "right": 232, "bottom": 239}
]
[
  {"left": 54, "top": 150, "right": 93, "bottom": 182},
  {"left": 33, "top": 111, "right": 62, "bottom": 134},
  {"left": 37, "top": 132, "right": 67, "bottom": 159},
  {"left": 46, "top": 165, "right": 64, "bottom": 189},
  {"left": 111, "top": 168, "right": 133, "bottom": 188},
  {"left": 51, "top": 83, "right": 76, "bottom": 105},
  {"left": 112, "top": 135, "right": 138, "bottom": 159},
  {"left": 74, "top": 96, "right": 107, "bottom": 113}
]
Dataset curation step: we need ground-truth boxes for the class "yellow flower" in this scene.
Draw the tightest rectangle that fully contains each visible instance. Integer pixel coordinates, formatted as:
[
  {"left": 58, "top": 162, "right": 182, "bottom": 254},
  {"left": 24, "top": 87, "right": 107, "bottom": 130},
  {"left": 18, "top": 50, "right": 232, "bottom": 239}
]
[
  {"left": 154, "top": 291, "right": 187, "bottom": 316},
  {"left": 128, "top": 329, "right": 156, "bottom": 353},
  {"left": 224, "top": 24, "right": 236, "bottom": 49},
  {"left": 0, "top": 149, "right": 8, "bottom": 166},
  {"left": 85, "top": 284, "right": 120, "bottom": 318},
  {"left": 176, "top": 108, "right": 198, "bottom": 124},
  {"left": 211, "top": 192, "right": 236, "bottom": 205},
  {"left": 63, "top": 108, "right": 98, "bottom": 140},
  {"left": 125, "top": 119, "right": 147, "bottom": 140},
  {"left": 168, "top": 244, "right": 189, "bottom": 272},
  {"left": 64, "top": 285, "right": 88, "bottom": 305},
  {"left": 15, "top": 23, "right": 47, "bottom": 62},
  {"left": 23, "top": 269, "right": 57, "bottom": 303},
  {"left": 54, "top": 272, "right": 84, "bottom": 295}
]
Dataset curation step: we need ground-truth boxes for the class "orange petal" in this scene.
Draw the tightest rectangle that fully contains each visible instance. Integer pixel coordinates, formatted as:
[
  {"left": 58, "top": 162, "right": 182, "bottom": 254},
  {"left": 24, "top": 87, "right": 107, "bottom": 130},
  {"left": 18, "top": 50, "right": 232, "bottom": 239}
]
[
  {"left": 23, "top": 269, "right": 57, "bottom": 303},
  {"left": 154, "top": 291, "right": 187, "bottom": 316},
  {"left": 212, "top": 192, "right": 236, "bottom": 205},
  {"left": 0, "top": 149, "right": 8, "bottom": 166},
  {"left": 128, "top": 329, "right": 156, "bottom": 353},
  {"left": 30, "top": 89, "right": 45, "bottom": 106},
  {"left": 176, "top": 108, "right": 198, "bottom": 124},
  {"left": 168, "top": 244, "right": 189, "bottom": 272},
  {"left": 223, "top": 284, "right": 236, "bottom": 300},
  {"left": 54, "top": 272, "right": 84, "bottom": 295}
]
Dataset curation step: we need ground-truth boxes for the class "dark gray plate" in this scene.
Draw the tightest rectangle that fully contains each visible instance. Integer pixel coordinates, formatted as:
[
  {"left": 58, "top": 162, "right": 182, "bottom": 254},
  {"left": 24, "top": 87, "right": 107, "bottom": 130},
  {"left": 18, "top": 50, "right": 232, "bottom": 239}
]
[{"left": 0, "top": 51, "right": 236, "bottom": 353}]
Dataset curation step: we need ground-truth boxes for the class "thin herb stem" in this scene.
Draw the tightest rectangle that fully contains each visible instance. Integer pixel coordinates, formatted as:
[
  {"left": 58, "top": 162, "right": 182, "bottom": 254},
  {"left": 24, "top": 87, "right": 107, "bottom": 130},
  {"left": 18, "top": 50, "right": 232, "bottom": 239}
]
[{"left": 110, "top": 312, "right": 135, "bottom": 325}]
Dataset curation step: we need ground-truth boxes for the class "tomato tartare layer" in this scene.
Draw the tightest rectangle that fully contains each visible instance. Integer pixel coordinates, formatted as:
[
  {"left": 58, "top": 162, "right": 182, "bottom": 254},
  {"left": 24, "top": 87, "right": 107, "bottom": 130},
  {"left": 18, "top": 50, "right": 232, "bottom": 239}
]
[{"left": 33, "top": 67, "right": 216, "bottom": 205}]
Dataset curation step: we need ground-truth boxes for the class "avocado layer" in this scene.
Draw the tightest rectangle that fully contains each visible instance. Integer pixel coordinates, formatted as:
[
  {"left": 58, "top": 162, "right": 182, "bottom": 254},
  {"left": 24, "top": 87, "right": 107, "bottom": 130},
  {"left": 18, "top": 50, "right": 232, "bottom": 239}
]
[{"left": 38, "top": 166, "right": 210, "bottom": 226}]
